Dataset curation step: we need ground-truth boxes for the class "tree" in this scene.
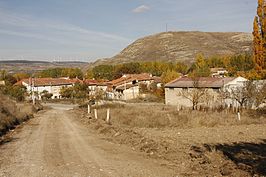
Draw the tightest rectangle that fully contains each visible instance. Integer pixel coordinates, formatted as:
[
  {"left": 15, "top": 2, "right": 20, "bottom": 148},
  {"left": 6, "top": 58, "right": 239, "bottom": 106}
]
[
  {"left": 60, "top": 83, "right": 90, "bottom": 100},
  {"left": 179, "top": 78, "right": 208, "bottom": 110},
  {"left": 113, "top": 62, "right": 142, "bottom": 79},
  {"left": 175, "top": 62, "right": 188, "bottom": 75},
  {"left": 92, "top": 65, "right": 114, "bottom": 80},
  {"left": 0, "top": 70, "right": 7, "bottom": 80},
  {"left": 161, "top": 70, "right": 180, "bottom": 84},
  {"left": 8, "top": 85, "right": 27, "bottom": 101},
  {"left": 251, "top": 82, "right": 266, "bottom": 107},
  {"left": 253, "top": 0, "right": 266, "bottom": 71},
  {"left": 4, "top": 74, "right": 17, "bottom": 86},
  {"left": 13, "top": 72, "right": 30, "bottom": 82},
  {"left": 221, "top": 81, "right": 257, "bottom": 109},
  {"left": 60, "top": 86, "right": 74, "bottom": 99},
  {"left": 190, "top": 53, "right": 210, "bottom": 77},
  {"left": 41, "top": 90, "right": 53, "bottom": 100}
]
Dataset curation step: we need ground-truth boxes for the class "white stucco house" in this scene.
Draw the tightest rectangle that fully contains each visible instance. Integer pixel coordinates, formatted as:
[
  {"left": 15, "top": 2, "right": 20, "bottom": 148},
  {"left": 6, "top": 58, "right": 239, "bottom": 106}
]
[
  {"left": 16, "top": 77, "right": 81, "bottom": 99},
  {"left": 165, "top": 76, "right": 248, "bottom": 108},
  {"left": 106, "top": 73, "right": 159, "bottom": 100},
  {"left": 83, "top": 79, "right": 108, "bottom": 99}
]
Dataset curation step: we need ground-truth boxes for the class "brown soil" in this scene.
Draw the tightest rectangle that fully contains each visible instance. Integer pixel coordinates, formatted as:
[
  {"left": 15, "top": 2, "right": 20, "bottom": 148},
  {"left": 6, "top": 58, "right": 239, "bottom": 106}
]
[
  {"left": 0, "top": 104, "right": 176, "bottom": 177},
  {"left": 72, "top": 104, "right": 266, "bottom": 177}
]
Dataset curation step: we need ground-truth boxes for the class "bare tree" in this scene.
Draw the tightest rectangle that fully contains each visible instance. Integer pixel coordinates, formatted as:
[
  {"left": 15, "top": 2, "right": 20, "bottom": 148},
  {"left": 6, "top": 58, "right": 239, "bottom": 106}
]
[
  {"left": 179, "top": 78, "right": 208, "bottom": 110},
  {"left": 221, "top": 81, "right": 257, "bottom": 109},
  {"left": 253, "top": 82, "right": 266, "bottom": 107}
]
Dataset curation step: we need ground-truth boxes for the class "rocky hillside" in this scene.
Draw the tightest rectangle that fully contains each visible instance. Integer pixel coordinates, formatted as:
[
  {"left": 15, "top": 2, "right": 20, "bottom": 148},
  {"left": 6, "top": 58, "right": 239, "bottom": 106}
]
[{"left": 94, "top": 31, "right": 252, "bottom": 65}]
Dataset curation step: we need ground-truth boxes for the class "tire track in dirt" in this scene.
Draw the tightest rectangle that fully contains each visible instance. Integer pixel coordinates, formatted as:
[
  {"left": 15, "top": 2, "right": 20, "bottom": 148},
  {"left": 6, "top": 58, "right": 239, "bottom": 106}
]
[{"left": 0, "top": 105, "right": 175, "bottom": 177}]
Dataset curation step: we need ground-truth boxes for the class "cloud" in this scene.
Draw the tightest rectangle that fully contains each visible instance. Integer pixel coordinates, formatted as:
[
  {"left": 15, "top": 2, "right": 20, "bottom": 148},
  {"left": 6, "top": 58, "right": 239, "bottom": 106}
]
[
  {"left": 132, "top": 5, "right": 150, "bottom": 13},
  {"left": 0, "top": 9, "right": 133, "bottom": 60},
  {"left": 0, "top": 9, "right": 130, "bottom": 43}
]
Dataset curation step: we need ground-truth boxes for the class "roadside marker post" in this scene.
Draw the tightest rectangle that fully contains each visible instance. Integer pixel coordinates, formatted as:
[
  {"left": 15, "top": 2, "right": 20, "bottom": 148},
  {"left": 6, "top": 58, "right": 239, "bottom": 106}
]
[
  {"left": 88, "top": 104, "right": 91, "bottom": 114},
  {"left": 106, "top": 108, "right": 110, "bottom": 124},
  {"left": 237, "top": 112, "right": 241, "bottom": 121},
  {"left": 94, "top": 109, "right": 98, "bottom": 119}
]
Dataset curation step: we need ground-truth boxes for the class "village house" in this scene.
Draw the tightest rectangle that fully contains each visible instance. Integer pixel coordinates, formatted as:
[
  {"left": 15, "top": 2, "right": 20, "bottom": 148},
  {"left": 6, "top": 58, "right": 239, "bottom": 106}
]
[
  {"left": 165, "top": 76, "right": 248, "bottom": 108},
  {"left": 16, "top": 77, "right": 81, "bottom": 99},
  {"left": 83, "top": 79, "right": 108, "bottom": 97},
  {"left": 210, "top": 68, "right": 228, "bottom": 78},
  {"left": 106, "top": 73, "right": 160, "bottom": 100}
]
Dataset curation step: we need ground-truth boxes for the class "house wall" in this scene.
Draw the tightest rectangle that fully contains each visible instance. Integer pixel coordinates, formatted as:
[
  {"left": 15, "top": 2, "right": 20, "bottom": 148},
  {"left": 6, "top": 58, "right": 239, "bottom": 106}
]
[
  {"left": 165, "top": 77, "right": 249, "bottom": 108},
  {"left": 123, "top": 86, "right": 139, "bottom": 100},
  {"left": 165, "top": 87, "right": 220, "bottom": 108},
  {"left": 23, "top": 82, "right": 73, "bottom": 99}
]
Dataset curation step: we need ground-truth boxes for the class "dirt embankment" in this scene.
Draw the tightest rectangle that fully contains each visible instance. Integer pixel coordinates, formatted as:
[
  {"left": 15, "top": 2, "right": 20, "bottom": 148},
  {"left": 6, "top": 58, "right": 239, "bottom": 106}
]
[
  {"left": 73, "top": 103, "right": 266, "bottom": 176},
  {"left": 0, "top": 94, "right": 42, "bottom": 138}
]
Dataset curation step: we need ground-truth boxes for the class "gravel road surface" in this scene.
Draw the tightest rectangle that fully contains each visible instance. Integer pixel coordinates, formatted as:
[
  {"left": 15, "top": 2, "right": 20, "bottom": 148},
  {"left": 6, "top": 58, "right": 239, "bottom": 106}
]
[{"left": 0, "top": 104, "right": 175, "bottom": 177}]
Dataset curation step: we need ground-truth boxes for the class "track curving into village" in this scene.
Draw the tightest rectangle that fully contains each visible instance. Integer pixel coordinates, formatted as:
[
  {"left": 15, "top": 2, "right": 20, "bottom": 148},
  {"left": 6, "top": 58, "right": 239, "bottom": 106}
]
[{"left": 0, "top": 104, "right": 175, "bottom": 177}]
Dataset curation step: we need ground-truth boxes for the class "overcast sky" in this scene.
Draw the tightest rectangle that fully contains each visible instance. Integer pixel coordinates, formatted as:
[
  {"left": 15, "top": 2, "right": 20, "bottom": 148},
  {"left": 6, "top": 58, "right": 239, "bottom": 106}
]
[{"left": 0, "top": 0, "right": 257, "bottom": 62}]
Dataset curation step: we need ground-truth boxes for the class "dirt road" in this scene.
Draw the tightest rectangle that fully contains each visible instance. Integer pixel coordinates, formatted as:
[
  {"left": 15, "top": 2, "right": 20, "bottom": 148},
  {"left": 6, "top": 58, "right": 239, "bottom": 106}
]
[{"left": 0, "top": 104, "right": 175, "bottom": 177}]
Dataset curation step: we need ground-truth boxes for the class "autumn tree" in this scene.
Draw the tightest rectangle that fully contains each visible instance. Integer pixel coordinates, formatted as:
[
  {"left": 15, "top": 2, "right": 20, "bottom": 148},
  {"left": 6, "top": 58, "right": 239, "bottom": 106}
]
[
  {"left": 189, "top": 53, "right": 210, "bottom": 77},
  {"left": 13, "top": 72, "right": 30, "bottom": 82},
  {"left": 161, "top": 70, "right": 180, "bottom": 84},
  {"left": 92, "top": 65, "right": 114, "bottom": 80},
  {"left": 113, "top": 62, "right": 142, "bottom": 79},
  {"left": 253, "top": 0, "right": 266, "bottom": 71}
]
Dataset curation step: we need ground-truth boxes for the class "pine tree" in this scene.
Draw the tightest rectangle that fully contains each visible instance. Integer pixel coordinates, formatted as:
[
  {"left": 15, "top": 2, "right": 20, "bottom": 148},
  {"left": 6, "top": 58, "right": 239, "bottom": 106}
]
[{"left": 253, "top": 0, "right": 266, "bottom": 70}]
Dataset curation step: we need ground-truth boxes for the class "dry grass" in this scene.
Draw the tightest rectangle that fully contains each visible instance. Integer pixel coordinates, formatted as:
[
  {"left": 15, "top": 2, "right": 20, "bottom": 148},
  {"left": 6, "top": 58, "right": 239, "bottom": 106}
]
[
  {"left": 0, "top": 94, "right": 41, "bottom": 136},
  {"left": 90, "top": 103, "right": 266, "bottom": 129}
]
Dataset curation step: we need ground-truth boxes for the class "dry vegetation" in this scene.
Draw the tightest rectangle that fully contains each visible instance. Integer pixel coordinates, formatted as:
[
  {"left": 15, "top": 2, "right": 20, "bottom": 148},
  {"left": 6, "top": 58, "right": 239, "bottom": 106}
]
[
  {"left": 93, "top": 31, "right": 252, "bottom": 66},
  {"left": 90, "top": 103, "right": 266, "bottom": 129},
  {"left": 0, "top": 94, "right": 42, "bottom": 137},
  {"left": 74, "top": 103, "right": 266, "bottom": 176}
]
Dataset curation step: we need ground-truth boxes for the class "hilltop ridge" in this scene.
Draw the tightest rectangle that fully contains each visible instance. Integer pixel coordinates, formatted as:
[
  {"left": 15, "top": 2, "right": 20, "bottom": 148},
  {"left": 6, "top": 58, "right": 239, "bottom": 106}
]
[{"left": 93, "top": 31, "right": 252, "bottom": 66}]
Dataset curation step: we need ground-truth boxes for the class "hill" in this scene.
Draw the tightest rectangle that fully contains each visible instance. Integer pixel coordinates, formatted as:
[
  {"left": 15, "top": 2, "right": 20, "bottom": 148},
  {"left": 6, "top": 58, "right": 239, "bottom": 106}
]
[
  {"left": 93, "top": 31, "right": 252, "bottom": 66},
  {"left": 0, "top": 60, "right": 88, "bottom": 74}
]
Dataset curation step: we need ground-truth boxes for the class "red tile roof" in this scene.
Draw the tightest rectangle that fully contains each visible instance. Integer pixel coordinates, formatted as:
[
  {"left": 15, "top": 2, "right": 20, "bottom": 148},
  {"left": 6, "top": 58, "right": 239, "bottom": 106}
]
[
  {"left": 83, "top": 79, "right": 108, "bottom": 86},
  {"left": 108, "top": 73, "right": 153, "bottom": 87},
  {"left": 18, "top": 77, "right": 81, "bottom": 86},
  {"left": 83, "top": 79, "right": 98, "bottom": 85}
]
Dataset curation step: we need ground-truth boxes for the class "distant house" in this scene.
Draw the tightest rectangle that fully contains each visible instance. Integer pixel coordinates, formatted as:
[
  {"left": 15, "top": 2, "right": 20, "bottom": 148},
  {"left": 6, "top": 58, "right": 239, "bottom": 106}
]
[
  {"left": 83, "top": 79, "right": 108, "bottom": 96},
  {"left": 16, "top": 77, "right": 81, "bottom": 99},
  {"left": 107, "top": 73, "right": 159, "bottom": 100},
  {"left": 165, "top": 76, "right": 247, "bottom": 108},
  {"left": 210, "top": 68, "right": 228, "bottom": 78}
]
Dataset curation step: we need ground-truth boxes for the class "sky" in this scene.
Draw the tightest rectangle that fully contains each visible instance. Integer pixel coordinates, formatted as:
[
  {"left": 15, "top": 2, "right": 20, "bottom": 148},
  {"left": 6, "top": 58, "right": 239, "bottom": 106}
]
[{"left": 0, "top": 0, "right": 258, "bottom": 62}]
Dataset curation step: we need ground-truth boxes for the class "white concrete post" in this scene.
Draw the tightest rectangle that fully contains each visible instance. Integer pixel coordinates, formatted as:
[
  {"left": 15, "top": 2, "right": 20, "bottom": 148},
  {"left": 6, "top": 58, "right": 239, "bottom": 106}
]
[
  {"left": 106, "top": 108, "right": 110, "bottom": 124},
  {"left": 94, "top": 109, "right": 98, "bottom": 119},
  {"left": 177, "top": 104, "right": 180, "bottom": 112},
  {"left": 237, "top": 112, "right": 241, "bottom": 121},
  {"left": 88, "top": 104, "right": 91, "bottom": 114},
  {"left": 32, "top": 96, "right": 35, "bottom": 105}
]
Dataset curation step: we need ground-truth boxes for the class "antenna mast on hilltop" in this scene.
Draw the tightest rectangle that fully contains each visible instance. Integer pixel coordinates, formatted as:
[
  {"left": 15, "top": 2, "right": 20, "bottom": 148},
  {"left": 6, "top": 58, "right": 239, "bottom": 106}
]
[{"left": 166, "top": 23, "right": 168, "bottom": 32}]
